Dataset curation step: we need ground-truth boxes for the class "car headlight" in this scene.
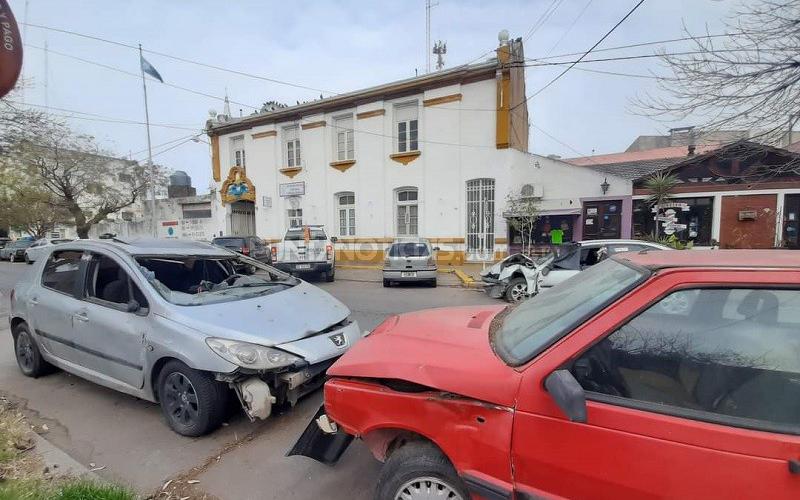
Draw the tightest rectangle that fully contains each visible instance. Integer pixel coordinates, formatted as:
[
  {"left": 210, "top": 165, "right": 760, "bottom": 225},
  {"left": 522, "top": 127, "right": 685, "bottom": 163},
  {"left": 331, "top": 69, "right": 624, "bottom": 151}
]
[{"left": 205, "top": 338, "right": 302, "bottom": 370}]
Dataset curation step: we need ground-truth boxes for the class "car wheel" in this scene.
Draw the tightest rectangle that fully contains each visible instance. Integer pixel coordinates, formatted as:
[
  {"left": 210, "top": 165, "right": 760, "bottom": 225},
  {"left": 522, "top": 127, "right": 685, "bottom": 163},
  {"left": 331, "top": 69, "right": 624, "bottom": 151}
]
[
  {"left": 505, "top": 276, "right": 528, "bottom": 303},
  {"left": 157, "top": 360, "right": 228, "bottom": 437},
  {"left": 375, "top": 441, "right": 469, "bottom": 500},
  {"left": 428, "top": 278, "right": 437, "bottom": 288},
  {"left": 13, "top": 323, "right": 52, "bottom": 378},
  {"left": 25, "top": 255, "right": 32, "bottom": 264},
  {"left": 9, "top": 253, "right": 15, "bottom": 263},
  {"left": 383, "top": 279, "right": 391, "bottom": 287},
  {"left": 325, "top": 269, "right": 335, "bottom": 282}
]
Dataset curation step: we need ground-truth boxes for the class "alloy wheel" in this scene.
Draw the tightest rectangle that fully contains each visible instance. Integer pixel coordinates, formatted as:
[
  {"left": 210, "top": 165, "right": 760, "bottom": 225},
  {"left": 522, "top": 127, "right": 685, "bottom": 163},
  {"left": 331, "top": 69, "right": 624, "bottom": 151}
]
[
  {"left": 394, "top": 477, "right": 463, "bottom": 500},
  {"left": 509, "top": 283, "right": 527, "bottom": 302},
  {"left": 15, "top": 331, "right": 34, "bottom": 372},
  {"left": 163, "top": 372, "right": 200, "bottom": 426}
]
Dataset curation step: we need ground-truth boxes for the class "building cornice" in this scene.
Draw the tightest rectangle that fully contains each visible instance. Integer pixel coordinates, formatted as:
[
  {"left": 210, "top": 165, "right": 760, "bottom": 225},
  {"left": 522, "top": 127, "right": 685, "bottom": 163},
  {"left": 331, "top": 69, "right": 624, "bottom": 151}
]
[{"left": 207, "top": 61, "right": 497, "bottom": 137}]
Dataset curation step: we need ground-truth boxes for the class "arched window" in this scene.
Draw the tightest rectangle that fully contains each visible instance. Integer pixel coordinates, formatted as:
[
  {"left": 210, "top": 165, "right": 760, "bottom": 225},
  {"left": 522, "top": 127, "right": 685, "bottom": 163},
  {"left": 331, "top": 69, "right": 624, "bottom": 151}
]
[
  {"left": 395, "top": 187, "right": 419, "bottom": 236},
  {"left": 336, "top": 192, "right": 356, "bottom": 236}
]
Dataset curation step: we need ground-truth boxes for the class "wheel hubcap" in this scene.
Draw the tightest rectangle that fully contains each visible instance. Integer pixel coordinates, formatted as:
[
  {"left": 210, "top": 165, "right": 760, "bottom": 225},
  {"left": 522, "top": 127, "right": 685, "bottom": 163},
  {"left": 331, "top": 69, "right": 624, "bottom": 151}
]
[
  {"left": 510, "top": 283, "right": 526, "bottom": 302},
  {"left": 16, "top": 333, "right": 34, "bottom": 371},
  {"left": 163, "top": 373, "right": 199, "bottom": 426},
  {"left": 395, "top": 477, "right": 463, "bottom": 500}
]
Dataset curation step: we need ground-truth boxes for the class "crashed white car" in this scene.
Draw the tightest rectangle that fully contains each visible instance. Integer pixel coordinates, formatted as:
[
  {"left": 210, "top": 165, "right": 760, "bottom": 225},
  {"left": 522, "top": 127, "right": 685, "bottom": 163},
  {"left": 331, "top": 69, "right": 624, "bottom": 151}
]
[{"left": 482, "top": 240, "right": 671, "bottom": 302}]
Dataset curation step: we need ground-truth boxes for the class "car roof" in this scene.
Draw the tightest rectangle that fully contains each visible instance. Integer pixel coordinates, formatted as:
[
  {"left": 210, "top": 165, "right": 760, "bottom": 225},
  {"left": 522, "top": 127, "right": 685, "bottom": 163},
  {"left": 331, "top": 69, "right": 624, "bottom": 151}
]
[
  {"left": 615, "top": 249, "right": 800, "bottom": 270},
  {"left": 391, "top": 237, "right": 430, "bottom": 244},
  {"left": 61, "top": 238, "right": 232, "bottom": 257}
]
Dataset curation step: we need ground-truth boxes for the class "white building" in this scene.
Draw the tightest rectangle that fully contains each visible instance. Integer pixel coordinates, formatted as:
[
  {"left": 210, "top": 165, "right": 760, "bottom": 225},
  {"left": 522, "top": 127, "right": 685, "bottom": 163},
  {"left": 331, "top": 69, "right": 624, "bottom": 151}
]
[{"left": 206, "top": 34, "right": 629, "bottom": 264}]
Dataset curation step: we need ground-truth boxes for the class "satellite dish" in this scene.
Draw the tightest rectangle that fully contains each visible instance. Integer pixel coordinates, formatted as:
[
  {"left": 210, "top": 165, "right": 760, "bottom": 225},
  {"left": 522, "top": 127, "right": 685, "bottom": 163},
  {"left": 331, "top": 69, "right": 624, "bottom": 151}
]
[{"left": 498, "top": 29, "right": 510, "bottom": 44}]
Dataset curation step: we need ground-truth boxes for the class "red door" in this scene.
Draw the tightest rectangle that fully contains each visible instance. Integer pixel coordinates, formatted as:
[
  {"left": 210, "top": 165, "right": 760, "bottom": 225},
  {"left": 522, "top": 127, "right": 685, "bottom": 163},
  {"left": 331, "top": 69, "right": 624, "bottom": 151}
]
[{"left": 511, "top": 269, "right": 800, "bottom": 499}]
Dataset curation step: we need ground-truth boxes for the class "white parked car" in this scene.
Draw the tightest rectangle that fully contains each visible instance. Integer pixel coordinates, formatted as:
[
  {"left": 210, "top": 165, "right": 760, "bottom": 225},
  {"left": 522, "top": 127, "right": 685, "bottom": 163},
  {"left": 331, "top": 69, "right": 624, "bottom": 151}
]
[{"left": 24, "top": 238, "right": 73, "bottom": 264}]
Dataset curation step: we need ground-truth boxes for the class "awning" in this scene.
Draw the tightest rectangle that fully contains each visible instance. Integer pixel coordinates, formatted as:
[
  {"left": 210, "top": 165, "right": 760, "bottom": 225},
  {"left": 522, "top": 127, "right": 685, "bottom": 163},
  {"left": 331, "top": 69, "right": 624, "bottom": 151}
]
[{"left": 538, "top": 208, "right": 582, "bottom": 216}]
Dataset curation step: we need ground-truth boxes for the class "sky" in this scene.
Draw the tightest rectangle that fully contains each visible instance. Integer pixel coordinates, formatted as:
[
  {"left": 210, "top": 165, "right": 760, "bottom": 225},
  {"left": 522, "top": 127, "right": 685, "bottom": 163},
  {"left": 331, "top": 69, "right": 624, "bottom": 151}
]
[{"left": 10, "top": 0, "right": 735, "bottom": 194}]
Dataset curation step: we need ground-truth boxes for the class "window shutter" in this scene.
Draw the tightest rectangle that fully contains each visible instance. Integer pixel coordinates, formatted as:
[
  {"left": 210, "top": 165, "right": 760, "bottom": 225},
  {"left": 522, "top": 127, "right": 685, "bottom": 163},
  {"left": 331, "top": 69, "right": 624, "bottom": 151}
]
[{"left": 394, "top": 102, "right": 418, "bottom": 122}]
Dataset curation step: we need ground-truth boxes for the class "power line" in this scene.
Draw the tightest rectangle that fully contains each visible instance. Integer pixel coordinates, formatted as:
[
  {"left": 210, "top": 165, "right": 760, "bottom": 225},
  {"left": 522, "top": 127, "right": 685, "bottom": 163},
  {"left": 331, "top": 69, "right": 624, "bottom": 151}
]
[
  {"left": 546, "top": 0, "right": 594, "bottom": 55},
  {"left": 14, "top": 101, "right": 201, "bottom": 130},
  {"left": 518, "top": 47, "right": 784, "bottom": 68},
  {"left": 20, "top": 22, "right": 338, "bottom": 96},
  {"left": 523, "top": 0, "right": 565, "bottom": 42},
  {"left": 572, "top": 66, "right": 659, "bottom": 79},
  {"left": 24, "top": 43, "right": 260, "bottom": 110},
  {"left": 531, "top": 124, "right": 594, "bottom": 160},
  {"left": 130, "top": 133, "right": 203, "bottom": 158},
  {"left": 515, "top": 0, "right": 646, "bottom": 109}
]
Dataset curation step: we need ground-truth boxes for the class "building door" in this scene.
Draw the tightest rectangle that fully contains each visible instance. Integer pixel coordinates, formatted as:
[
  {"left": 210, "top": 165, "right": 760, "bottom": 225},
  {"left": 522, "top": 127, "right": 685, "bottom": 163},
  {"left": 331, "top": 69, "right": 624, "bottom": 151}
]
[
  {"left": 230, "top": 201, "right": 255, "bottom": 236},
  {"left": 783, "top": 194, "right": 800, "bottom": 249},
  {"left": 582, "top": 200, "right": 621, "bottom": 240},
  {"left": 466, "top": 178, "right": 495, "bottom": 260}
]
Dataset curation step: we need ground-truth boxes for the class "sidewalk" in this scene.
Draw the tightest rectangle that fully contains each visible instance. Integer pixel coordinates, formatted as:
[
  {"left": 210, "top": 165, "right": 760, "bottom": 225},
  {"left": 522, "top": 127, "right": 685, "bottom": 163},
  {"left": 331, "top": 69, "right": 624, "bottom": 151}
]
[{"left": 336, "top": 262, "right": 489, "bottom": 287}]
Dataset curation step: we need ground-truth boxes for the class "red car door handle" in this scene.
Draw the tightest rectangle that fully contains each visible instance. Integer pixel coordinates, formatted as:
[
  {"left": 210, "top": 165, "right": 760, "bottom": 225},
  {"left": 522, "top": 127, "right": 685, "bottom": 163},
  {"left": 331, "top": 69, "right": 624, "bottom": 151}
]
[{"left": 789, "top": 459, "right": 800, "bottom": 474}]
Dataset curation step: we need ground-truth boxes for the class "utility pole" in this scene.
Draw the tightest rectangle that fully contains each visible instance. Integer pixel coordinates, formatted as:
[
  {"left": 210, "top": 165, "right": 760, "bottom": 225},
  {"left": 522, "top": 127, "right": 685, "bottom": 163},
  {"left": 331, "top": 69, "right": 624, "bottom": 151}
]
[
  {"left": 138, "top": 44, "right": 158, "bottom": 238},
  {"left": 425, "top": 0, "right": 438, "bottom": 73}
]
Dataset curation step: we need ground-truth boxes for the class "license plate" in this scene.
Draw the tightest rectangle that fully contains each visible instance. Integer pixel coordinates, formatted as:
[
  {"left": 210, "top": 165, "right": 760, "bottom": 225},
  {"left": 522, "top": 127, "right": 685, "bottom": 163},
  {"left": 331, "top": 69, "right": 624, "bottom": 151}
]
[
  {"left": 296, "top": 264, "right": 311, "bottom": 270},
  {"left": 401, "top": 271, "right": 417, "bottom": 277}
]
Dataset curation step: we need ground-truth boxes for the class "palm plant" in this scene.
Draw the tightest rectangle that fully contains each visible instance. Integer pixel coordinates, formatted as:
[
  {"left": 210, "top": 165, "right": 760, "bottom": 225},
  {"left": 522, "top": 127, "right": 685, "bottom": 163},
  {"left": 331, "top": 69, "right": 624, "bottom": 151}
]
[{"left": 644, "top": 171, "right": 679, "bottom": 238}]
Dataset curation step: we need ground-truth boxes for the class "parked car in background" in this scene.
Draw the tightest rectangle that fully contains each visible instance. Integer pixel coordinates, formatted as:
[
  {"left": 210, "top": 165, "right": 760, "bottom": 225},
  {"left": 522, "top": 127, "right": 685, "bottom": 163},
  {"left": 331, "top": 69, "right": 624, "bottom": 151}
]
[
  {"left": 482, "top": 239, "right": 672, "bottom": 302},
  {"left": 0, "top": 239, "right": 34, "bottom": 262},
  {"left": 0, "top": 237, "right": 11, "bottom": 249},
  {"left": 211, "top": 235, "right": 271, "bottom": 264},
  {"left": 382, "top": 238, "right": 438, "bottom": 287},
  {"left": 271, "top": 226, "right": 336, "bottom": 282},
  {"left": 9, "top": 238, "right": 362, "bottom": 436},
  {"left": 292, "top": 250, "right": 800, "bottom": 500},
  {"left": 24, "top": 238, "right": 73, "bottom": 264}
]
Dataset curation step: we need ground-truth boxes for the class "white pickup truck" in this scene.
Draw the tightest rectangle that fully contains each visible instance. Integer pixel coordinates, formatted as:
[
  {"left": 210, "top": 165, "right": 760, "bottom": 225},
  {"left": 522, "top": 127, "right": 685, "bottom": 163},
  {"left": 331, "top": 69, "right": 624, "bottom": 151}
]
[{"left": 271, "top": 225, "right": 337, "bottom": 281}]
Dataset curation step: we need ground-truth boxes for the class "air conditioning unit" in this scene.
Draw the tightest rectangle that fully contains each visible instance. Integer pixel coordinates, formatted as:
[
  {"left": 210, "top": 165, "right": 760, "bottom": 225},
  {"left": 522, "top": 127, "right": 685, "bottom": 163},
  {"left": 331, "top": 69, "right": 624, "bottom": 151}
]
[{"left": 520, "top": 184, "right": 544, "bottom": 199}]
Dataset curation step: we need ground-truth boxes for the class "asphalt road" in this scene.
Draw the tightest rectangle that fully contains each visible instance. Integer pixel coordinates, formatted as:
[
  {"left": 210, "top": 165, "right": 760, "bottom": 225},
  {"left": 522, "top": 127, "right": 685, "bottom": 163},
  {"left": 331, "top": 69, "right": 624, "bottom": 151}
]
[{"left": 0, "top": 261, "right": 496, "bottom": 499}]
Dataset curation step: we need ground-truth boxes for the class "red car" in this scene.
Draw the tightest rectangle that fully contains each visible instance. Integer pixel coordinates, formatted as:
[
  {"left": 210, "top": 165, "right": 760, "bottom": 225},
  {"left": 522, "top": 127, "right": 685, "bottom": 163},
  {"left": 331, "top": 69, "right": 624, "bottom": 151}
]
[{"left": 291, "top": 250, "right": 800, "bottom": 500}]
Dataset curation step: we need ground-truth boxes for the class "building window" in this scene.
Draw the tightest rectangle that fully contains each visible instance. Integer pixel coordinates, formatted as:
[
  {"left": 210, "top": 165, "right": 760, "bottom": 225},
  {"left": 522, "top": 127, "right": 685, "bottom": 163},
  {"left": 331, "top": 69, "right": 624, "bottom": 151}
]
[
  {"left": 394, "top": 102, "right": 418, "bottom": 153},
  {"left": 287, "top": 208, "right": 303, "bottom": 228},
  {"left": 396, "top": 187, "right": 419, "bottom": 236},
  {"left": 633, "top": 197, "right": 714, "bottom": 246},
  {"left": 231, "top": 136, "right": 246, "bottom": 170},
  {"left": 466, "top": 178, "right": 495, "bottom": 260},
  {"left": 284, "top": 126, "right": 301, "bottom": 167},
  {"left": 333, "top": 115, "right": 355, "bottom": 161},
  {"left": 182, "top": 202, "right": 212, "bottom": 219},
  {"left": 336, "top": 192, "right": 356, "bottom": 236}
]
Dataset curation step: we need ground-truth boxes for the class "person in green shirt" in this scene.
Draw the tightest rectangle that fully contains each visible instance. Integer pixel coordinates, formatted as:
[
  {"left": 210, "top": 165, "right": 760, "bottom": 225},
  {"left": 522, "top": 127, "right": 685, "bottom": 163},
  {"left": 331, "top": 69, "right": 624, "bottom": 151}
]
[{"left": 549, "top": 227, "right": 564, "bottom": 245}]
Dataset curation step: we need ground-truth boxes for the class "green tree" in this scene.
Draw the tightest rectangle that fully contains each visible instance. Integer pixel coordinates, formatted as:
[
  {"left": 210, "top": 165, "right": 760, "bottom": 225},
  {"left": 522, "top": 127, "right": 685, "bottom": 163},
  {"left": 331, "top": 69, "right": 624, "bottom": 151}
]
[{"left": 644, "top": 171, "right": 679, "bottom": 239}]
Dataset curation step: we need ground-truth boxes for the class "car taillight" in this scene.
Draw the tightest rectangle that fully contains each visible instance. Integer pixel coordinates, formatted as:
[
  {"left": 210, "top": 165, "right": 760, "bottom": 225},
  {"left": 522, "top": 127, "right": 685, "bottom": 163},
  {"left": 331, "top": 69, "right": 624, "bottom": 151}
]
[
  {"left": 326, "top": 244, "right": 333, "bottom": 260},
  {"left": 241, "top": 246, "right": 250, "bottom": 256},
  {"left": 271, "top": 246, "right": 278, "bottom": 261}
]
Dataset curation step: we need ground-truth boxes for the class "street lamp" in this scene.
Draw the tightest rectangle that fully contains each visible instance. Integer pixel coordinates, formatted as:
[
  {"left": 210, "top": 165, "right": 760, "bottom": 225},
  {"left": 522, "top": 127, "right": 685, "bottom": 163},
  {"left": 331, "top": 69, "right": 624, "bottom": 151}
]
[{"left": 600, "top": 177, "right": 610, "bottom": 195}]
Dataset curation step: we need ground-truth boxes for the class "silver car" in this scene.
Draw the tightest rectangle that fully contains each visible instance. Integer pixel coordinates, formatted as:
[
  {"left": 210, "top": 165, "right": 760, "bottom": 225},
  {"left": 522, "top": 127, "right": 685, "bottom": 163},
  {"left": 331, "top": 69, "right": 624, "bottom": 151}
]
[
  {"left": 9, "top": 238, "right": 362, "bottom": 436},
  {"left": 382, "top": 238, "right": 438, "bottom": 287}
]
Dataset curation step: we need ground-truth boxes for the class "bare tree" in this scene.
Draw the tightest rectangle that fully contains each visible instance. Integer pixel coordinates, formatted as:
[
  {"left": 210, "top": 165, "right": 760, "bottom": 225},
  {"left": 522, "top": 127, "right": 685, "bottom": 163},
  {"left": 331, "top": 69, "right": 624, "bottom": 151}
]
[
  {"left": 504, "top": 188, "right": 540, "bottom": 256},
  {"left": 3, "top": 109, "right": 159, "bottom": 239},
  {"left": 638, "top": 0, "right": 800, "bottom": 171}
]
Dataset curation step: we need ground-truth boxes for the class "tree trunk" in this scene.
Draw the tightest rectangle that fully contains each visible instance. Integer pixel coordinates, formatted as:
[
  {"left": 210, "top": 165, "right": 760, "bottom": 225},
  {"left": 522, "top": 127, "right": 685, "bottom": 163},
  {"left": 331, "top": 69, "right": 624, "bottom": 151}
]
[{"left": 76, "top": 225, "right": 90, "bottom": 239}]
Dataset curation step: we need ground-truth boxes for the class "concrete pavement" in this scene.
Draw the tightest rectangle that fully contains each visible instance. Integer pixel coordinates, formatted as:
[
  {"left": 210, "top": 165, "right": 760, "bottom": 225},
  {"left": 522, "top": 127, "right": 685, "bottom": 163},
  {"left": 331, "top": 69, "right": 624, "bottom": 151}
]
[{"left": 0, "top": 261, "right": 497, "bottom": 498}]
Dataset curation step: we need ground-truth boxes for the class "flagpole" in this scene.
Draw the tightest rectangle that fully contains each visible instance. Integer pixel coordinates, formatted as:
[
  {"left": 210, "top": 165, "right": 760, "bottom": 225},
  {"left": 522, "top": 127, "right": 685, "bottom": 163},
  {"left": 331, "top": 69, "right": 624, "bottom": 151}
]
[{"left": 139, "top": 43, "right": 158, "bottom": 238}]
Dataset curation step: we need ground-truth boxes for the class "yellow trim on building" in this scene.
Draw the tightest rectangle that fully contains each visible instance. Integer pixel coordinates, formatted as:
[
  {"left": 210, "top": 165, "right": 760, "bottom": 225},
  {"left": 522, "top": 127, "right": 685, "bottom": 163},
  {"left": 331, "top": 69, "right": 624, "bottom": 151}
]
[
  {"left": 330, "top": 159, "right": 356, "bottom": 172},
  {"left": 211, "top": 136, "right": 221, "bottom": 182},
  {"left": 496, "top": 72, "right": 510, "bottom": 149},
  {"left": 356, "top": 109, "right": 386, "bottom": 120},
  {"left": 428, "top": 237, "right": 465, "bottom": 244},
  {"left": 423, "top": 93, "right": 463, "bottom": 107},
  {"left": 495, "top": 237, "right": 508, "bottom": 244},
  {"left": 389, "top": 150, "right": 422, "bottom": 165},
  {"left": 279, "top": 167, "right": 303, "bottom": 178},
  {"left": 301, "top": 120, "right": 326, "bottom": 130},
  {"left": 252, "top": 130, "right": 277, "bottom": 139}
]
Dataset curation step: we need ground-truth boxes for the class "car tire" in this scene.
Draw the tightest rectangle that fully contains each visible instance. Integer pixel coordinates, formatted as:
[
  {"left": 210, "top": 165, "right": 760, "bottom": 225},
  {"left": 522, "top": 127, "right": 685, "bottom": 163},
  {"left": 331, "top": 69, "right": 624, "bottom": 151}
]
[
  {"left": 505, "top": 276, "right": 528, "bottom": 303},
  {"left": 375, "top": 441, "right": 469, "bottom": 500},
  {"left": 325, "top": 269, "right": 335, "bottom": 282},
  {"left": 13, "top": 323, "right": 53, "bottom": 378},
  {"left": 157, "top": 360, "right": 229, "bottom": 437},
  {"left": 25, "top": 255, "right": 32, "bottom": 265},
  {"left": 9, "top": 253, "right": 15, "bottom": 263},
  {"left": 428, "top": 278, "right": 437, "bottom": 288},
  {"left": 383, "top": 279, "right": 391, "bottom": 287}
]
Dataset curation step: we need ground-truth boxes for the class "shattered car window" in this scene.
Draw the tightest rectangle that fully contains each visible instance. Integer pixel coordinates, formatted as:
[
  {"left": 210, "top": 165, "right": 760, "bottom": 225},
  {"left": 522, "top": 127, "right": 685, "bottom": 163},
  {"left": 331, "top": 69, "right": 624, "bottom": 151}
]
[
  {"left": 494, "top": 259, "right": 645, "bottom": 366},
  {"left": 135, "top": 255, "right": 297, "bottom": 306}
]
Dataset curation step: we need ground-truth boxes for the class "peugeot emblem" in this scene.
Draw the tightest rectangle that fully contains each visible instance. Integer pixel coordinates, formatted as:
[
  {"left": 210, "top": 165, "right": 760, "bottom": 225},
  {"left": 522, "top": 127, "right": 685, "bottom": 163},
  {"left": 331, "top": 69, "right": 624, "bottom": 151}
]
[{"left": 329, "top": 333, "right": 347, "bottom": 348}]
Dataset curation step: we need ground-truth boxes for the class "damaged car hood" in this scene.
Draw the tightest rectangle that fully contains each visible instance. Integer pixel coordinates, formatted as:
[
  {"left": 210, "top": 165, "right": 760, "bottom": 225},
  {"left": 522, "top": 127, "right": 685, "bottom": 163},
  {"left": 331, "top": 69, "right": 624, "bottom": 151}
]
[
  {"left": 328, "top": 305, "right": 521, "bottom": 407},
  {"left": 160, "top": 281, "right": 350, "bottom": 346}
]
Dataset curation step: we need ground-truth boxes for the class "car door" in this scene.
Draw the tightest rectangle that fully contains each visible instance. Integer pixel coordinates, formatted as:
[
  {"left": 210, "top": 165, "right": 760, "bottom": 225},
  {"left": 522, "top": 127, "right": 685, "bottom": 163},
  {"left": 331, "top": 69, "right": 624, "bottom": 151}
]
[
  {"left": 512, "top": 269, "right": 800, "bottom": 499},
  {"left": 73, "top": 251, "right": 150, "bottom": 389},
  {"left": 30, "top": 249, "right": 86, "bottom": 363}
]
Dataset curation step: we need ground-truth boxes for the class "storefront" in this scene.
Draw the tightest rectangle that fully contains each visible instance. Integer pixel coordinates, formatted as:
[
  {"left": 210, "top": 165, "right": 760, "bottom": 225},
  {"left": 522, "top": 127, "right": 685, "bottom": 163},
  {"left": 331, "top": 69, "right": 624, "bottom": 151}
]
[
  {"left": 633, "top": 196, "right": 714, "bottom": 246},
  {"left": 784, "top": 194, "right": 800, "bottom": 248}
]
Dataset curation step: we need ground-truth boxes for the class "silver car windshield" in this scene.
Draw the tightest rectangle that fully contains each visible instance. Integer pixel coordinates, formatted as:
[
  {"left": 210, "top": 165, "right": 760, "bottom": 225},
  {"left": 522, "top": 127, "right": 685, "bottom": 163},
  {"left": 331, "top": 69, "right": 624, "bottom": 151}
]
[
  {"left": 494, "top": 259, "right": 646, "bottom": 366},
  {"left": 135, "top": 255, "right": 297, "bottom": 306}
]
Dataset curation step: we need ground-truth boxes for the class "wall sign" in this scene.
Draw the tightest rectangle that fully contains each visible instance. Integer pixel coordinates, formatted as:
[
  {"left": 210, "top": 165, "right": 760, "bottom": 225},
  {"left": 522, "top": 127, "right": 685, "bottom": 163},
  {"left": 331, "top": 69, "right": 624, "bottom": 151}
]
[
  {"left": 279, "top": 181, "right": 305, "bottom": 197},
  {"left": 262, "top": 196, "right": 272, "bottom": 208}
]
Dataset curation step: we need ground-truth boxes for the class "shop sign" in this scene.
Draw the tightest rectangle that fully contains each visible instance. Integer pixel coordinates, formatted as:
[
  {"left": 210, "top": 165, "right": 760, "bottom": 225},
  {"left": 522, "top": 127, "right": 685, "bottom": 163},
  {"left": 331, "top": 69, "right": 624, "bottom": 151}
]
[
  {"left": 279, "top": 182, "right": 305, "bottom": 197},
  {"left": 652, "top": 202, "right": 689, "bottom": 212}
]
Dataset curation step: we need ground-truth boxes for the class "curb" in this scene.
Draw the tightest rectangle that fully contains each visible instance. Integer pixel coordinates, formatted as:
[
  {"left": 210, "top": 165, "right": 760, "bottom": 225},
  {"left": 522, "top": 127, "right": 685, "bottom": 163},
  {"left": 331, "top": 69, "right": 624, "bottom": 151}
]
[{"left": 33, "top": 433, "right": 98, "bottom": 479}]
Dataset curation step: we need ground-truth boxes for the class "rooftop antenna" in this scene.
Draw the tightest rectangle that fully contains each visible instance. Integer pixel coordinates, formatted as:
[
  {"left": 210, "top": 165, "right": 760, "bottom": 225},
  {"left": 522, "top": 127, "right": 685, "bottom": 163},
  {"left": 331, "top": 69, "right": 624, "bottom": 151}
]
[
  {"left": 433, "top": 40, "right": 446, "bottom": 70},
  {"left": 425, "top": 0, "right": 439, "bottom": 73}
]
